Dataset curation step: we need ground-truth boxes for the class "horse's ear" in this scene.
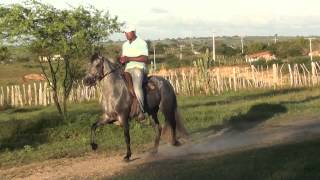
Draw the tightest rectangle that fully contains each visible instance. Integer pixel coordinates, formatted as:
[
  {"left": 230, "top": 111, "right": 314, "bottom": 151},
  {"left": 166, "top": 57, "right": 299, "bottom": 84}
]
[{"left": 91, "top": 52, "right": 103, "bottom": 63}]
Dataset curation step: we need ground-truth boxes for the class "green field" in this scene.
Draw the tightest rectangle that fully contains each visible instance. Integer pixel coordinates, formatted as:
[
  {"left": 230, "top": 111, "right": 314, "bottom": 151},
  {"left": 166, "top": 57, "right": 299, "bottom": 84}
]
[
  {"left": 1, "top": 87, "right": 320, "bottom": 169},
  {"left": 0, "top": 62, "right": 42, "bottom": 86}
]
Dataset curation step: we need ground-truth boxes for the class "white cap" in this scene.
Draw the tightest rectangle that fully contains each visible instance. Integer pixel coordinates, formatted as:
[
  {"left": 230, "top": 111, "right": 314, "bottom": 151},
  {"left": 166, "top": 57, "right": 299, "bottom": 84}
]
[{"left": 124, "top": 25, "right": 136, "bottom": 33}]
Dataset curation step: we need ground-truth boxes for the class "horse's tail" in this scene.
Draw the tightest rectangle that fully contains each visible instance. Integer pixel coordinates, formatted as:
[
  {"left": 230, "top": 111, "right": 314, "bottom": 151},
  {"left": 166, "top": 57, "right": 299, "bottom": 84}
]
[
  {"left": 162, "top": 104, "right": 189, "bottom": 144},
  {"left": 152, "top": 76, "right": 188, "bottom": 143}
]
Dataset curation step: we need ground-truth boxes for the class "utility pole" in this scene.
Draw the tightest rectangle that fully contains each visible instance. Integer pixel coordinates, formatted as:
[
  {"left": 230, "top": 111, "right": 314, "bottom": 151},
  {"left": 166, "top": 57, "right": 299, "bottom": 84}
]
[
  {"left": 240, "top": 36, "right": 244, "bottom": 54},
  {"left": 212, "top": 32, "right": 216, "bottom": 61},
  {"left": 153, "top": 43, "right": 156, "bottom": 70},
  {"left": 309, "top": 37, "right": 315, "bottom": 61},
  {"left": 191, "top": 41, "right": 194, "bottom": 52},
  {"left": 179, "top": 44, "right": 183, "bottom": 60}
]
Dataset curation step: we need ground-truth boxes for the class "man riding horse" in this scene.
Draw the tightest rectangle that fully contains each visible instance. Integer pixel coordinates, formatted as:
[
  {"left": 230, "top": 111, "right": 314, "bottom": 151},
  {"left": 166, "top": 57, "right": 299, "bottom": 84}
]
[
  {"left": 83, "top": 25, "right": 188, "bottom": 162},
  {"left": 119, "top": 25, "right": 148, "bottom": 121}
]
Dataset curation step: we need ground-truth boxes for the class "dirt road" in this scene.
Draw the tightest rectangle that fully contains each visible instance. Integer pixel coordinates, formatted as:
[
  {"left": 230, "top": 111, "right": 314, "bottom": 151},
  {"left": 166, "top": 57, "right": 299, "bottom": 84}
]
[{"left": 1, "top": 118, "right": 320, "bottom": 179}]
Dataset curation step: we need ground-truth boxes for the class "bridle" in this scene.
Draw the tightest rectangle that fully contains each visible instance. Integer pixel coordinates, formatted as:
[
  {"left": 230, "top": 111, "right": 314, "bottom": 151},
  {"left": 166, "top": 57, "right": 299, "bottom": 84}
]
[{"left": 97, "top": 57, "right": 122, "bottom": 81}]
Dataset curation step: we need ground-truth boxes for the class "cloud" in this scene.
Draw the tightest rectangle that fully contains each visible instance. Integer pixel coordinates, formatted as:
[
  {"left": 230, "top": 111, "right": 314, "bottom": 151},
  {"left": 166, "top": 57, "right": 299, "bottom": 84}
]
[
  {"left": 133, "top": 15, "right": 320, "bottom": 39},
  {"left": 150, "top": 8, "right": 168, "bottom": 14}
]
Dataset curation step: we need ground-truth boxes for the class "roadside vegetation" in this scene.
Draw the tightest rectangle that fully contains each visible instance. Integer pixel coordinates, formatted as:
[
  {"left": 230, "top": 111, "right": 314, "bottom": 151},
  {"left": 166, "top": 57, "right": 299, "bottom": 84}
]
[
  {"left": 1, "top": 87, "right": 320, "bottom": 168},
  {"left": 1, "top": 2, "right": 320, "bottom": 177}
]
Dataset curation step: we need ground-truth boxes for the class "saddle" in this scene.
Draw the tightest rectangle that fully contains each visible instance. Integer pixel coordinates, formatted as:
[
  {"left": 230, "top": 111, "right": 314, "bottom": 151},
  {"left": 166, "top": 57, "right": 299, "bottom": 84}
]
[{"left": 122, "top": 72, "right": 157, "bottom": 118}]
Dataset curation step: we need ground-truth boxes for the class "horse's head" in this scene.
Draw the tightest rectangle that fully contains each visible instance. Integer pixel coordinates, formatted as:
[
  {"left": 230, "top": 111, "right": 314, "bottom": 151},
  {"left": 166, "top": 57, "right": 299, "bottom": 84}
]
[
  {"left": 83, "top": 53, "right": 105, "bottom": 86},
  {"left": 84, "top": 53, "right": 121, "bottom": 86}
]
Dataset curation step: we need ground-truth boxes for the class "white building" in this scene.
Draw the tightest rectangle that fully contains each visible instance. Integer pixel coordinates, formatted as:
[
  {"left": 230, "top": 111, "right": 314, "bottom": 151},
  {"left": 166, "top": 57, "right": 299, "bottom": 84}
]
[{"left": 39, "top": 54, "right": 63, "bottom": 62}]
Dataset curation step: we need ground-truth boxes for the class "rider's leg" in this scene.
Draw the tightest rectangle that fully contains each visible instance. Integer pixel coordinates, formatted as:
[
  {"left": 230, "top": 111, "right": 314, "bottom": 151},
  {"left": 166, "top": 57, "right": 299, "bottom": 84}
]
[{"left": 125, "top": 68, "right": 145, "bottom": 115}]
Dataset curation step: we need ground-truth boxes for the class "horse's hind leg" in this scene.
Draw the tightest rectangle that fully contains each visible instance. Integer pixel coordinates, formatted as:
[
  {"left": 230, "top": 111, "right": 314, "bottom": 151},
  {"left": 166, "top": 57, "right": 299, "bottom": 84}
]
[{"left": 150, "top": 112, "right": 162, "bottom": 154}]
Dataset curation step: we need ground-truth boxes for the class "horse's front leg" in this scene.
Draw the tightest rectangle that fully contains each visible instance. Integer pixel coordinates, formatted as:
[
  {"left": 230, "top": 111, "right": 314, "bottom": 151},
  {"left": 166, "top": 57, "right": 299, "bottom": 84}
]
[
  {"left": 122, "top": 119, "right": 131, "bottom": 162},
  {"left": 91, "top": 117, "right": 116, "bottom": 150}
]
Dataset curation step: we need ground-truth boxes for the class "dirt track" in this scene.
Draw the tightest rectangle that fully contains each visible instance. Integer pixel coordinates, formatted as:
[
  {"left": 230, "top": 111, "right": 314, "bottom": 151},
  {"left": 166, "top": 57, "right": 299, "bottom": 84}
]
[{"left": 1, "top": 118, "right": 320, "bottom": 179}]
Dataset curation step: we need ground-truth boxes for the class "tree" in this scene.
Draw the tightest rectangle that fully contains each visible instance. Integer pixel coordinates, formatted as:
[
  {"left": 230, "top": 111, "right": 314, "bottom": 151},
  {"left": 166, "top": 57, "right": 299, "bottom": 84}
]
[
  {"left": 155, "top": 42, "right": 169, "bottom": 54},
  {"left": 0, "top": 46, "right": 10, "bottom": 61},
  {"left": 0, "top": 1, "right": 122, "bottom": 118},
  {"left": 216, "top": 43, "right": 241, "bottom": 56},
  {"left": 245, "top": 42, "right": 268, "bottom": 54},
  {"left": 274, "top": 38, "right": 308, "bottom": 58}
]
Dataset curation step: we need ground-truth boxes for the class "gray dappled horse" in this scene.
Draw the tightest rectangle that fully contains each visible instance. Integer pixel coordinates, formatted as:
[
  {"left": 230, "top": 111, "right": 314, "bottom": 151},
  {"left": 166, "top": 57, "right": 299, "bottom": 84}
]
[{"left": 83, "top": 53, "right": 187, "bottom": 162}]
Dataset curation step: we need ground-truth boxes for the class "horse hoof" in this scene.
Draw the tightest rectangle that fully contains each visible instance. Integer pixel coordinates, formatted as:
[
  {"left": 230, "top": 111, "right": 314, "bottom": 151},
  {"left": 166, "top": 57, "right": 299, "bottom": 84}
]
[
  {"left": 91, "top": 143, "right": 98, "bottom": 150},
  {"left": 172, "top": 140, "right": 181, "bottom": 147},
  {"left": 150, "top": 148, "right": 158, "bottom": 155},
  {"left": 123, "top": 156, "right": 130, "bottom": 162}
]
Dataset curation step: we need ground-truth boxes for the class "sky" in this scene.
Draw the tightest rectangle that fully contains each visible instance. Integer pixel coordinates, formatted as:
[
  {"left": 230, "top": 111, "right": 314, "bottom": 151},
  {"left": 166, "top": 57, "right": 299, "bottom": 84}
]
[{"left": 2, "top": 0, "right": 320, "bottom": 40}]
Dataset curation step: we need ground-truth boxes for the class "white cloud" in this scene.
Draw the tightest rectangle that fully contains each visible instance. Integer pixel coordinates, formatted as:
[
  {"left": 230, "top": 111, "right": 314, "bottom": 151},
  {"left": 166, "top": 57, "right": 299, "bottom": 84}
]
[
  {"left": 2, "top": 0, "right": 320, "bottom": 39},
  {"left": 150, "top": 8, "right": 168, "bottom": 14}
]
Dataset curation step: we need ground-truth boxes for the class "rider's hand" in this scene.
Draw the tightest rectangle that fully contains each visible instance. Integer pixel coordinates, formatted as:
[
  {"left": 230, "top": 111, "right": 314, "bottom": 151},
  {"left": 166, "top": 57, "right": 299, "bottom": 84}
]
[{"left": 119, "top": 56, "right": 128, "bottom": 64}]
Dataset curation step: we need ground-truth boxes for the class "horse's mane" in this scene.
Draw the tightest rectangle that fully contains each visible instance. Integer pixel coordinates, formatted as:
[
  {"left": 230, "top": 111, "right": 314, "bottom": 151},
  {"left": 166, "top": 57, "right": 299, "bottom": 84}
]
[{"left": 90, "top": 53, "right": 121, "bottom": 71}]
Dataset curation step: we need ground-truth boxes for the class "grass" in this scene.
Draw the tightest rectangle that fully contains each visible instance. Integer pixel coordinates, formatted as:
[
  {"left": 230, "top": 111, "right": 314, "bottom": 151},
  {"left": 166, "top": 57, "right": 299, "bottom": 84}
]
[
  {"left": 1, "top": 87, "right": 320, "bottom": 168},
  {"left": 0, "top": 62, "right": 42, "bottom": 86},
  {"left": 111, "top": 138, "right": 320, "bottom": 180}
]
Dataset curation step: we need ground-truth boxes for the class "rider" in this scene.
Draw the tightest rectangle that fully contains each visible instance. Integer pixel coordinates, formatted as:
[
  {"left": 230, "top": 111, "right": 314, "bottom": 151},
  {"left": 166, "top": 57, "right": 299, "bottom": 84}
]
[{"left": 119, "top": 25, "right": 148, "bottom": 120}]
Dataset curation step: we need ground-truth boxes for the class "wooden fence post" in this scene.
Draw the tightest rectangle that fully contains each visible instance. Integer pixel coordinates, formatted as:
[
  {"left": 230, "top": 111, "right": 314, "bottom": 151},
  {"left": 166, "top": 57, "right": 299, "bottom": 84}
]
[
  {"left": 43, "top": 82, "right": 47, "bottom": 106},
  {"left": 288, "top": 64, "right": 293, "bottom": 87},
  {"left": 39, "top": 82, "right": 43, "bottom": 106},
  {"left": 311, "top": 62, "right": 316, "bottom": 85},
  {"left": 0, "top": 86, "right": 3, "bottom": 106},
  {"left": 279, "top": 64, "right": 284, "bottom": 87},
  {"left": 251, "top": 65, "right": 256, "bottom": 87},
  {"left": 272, "top": 64, "right": 278, "bottom": 89},
  {"left": 23, "top": 84, "right": 26, "bottom": 105},
  {"left": 6, "top": 86, "right": 10, "bottom": 105},
  {"left": 34, "top": 83, "right": 38, "bottom": 106},
  {"left": 28, "top": 84, "right": 32, "bottom": 105},
  {"left": 17, "top": 85, "right": 23, "bottom": 107},
  {"left": 216, "top": 68, "right": 221, "bottom": 94},
  {"left": 233, "top": 68, "right": 237, "bottom": 91},
  {"left": 11, "top": 86, "right": 14, "bottom": 107}
]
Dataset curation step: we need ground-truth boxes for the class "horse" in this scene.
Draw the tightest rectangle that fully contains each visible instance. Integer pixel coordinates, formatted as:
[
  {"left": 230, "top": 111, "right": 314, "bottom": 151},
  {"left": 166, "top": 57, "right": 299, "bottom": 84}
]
[{"left": 83, "top": 53, "right": 188, "bottom": 162}]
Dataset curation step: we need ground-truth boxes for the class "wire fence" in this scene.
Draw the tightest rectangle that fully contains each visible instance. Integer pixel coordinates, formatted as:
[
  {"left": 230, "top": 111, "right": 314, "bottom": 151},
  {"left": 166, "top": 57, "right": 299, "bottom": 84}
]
[
  {"left": 1, "top": 62, "right": 320, "bottom": 107},
  {"left": 0, "top": 82, "right": 101, "bottom": 108}
]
